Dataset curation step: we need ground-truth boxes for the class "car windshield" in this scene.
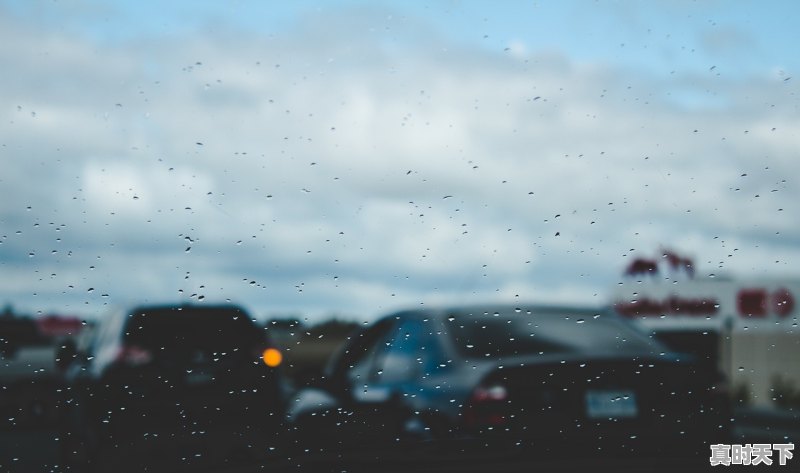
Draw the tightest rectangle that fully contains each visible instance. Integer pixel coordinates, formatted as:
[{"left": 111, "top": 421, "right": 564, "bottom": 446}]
[
  {"left": 125, "top": 306, "right": 262, "bottom": 352},
  {"left": 447, "top": 309, "right": 658, "bottom": 358}
]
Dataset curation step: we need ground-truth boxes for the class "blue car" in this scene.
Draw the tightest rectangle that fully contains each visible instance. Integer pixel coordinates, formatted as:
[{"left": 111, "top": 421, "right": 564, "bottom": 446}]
[{"left": 287, "top": 304, "right": 731, "bottom": 462}]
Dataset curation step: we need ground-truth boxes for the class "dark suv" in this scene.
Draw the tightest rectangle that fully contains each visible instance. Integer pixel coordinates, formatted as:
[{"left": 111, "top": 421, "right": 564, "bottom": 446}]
[{"left": 58, "top": 303, "right": 286, "bottom": 471}]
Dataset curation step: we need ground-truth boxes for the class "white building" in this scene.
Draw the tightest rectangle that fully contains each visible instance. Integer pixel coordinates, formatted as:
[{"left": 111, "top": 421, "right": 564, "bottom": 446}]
[{"left": 610, "top": 276, "right": 800, "bottom": 407}]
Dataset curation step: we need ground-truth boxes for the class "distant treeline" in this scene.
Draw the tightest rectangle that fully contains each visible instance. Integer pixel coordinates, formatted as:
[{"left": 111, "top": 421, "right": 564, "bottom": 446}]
[{"left": 265, "top": 317, "right": 362, "bottom": 338}]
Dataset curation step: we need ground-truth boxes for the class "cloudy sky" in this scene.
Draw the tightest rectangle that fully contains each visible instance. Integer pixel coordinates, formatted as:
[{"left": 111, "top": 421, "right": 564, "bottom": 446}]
[{"left": 1, "top": 0, "right": 798, "bottom": 322}]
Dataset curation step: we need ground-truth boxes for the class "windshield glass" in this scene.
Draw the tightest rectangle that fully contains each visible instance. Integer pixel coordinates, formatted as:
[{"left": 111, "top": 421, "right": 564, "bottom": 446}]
[
  {"left": 447, "top": 309, "right": 658, "bottom": 358},
  {"left": 125, "top": 306, "right": 262, "bottom": 352},
  {"left": 1, "top": 1, "right": 798, "bottom": 471}
]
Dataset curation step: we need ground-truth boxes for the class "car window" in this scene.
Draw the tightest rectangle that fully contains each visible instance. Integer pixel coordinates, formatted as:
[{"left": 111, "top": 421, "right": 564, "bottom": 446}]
[
  {"left": 446, "top": 309, "right": 659, "bottom": 358},
  {"left": 372, "top": 319, "right": 424, "bottom": 383},
  {"left": 125, "top": 306, "right": 262, "bottom": 352},
  {"left": 333, "top": 317, "right": 395, "bottom": 385}
]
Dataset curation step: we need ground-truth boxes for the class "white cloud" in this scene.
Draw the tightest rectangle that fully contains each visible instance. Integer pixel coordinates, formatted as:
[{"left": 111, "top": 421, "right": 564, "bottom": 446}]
[{"left": 1, "top": 4, "right": 798, "bottom": 322}]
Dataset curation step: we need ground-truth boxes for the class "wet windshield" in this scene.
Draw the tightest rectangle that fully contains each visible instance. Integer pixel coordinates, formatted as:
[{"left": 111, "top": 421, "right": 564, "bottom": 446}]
[
  {"left": 1, "top": 1, "right": 798, "bottom": 472},
  {"left": 125, "top": 306, "right": 262, "bottom": 352},
  {"left": 447, "top": 310, "right": 658, "bottom": 358}
]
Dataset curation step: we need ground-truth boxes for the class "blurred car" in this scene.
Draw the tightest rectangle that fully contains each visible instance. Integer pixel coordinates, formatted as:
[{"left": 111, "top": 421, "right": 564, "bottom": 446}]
[
  {"left": 0, "top": 316, "right": 62, "bottom": 428},
  {"left": 0, "top": 315, "right": 49, "bottom": 358},
  {"left": 287, "top": 304, "right": 731, "bottom": 462},
  {"left": 58, "top": 303, "right": 287, "bottom": 471}
]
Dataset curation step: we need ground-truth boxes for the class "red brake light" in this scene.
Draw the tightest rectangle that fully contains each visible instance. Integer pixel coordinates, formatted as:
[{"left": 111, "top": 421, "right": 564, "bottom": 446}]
[
  {"left": 465, "top": 384, "right": 509, "bottom": 428},
  {"left": 471, "top": 385, "right": 508, "bottom": 402},
  {"left": 116, "top": 345, "right": 153, "bottom": 366}
]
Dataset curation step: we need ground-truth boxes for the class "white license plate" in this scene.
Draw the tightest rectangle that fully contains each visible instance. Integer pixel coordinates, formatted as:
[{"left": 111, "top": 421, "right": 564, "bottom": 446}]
[
  {"left": 585, "top": 390, "right": 638, "bottom": 419},
  {"left": 186, "top": 371, "right": 214, "bottom": 385}
]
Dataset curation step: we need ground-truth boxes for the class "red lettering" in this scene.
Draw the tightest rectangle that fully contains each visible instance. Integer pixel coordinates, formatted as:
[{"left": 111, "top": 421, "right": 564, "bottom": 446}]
[
  {"left": 737, "top": 289, "right": 767, "bottom": 318},
  {"left": 772, "top": 288, "right": 795, "bottom": 318},
  {"left": 614, "top": 295, "right": 719, "bottom": 318}
]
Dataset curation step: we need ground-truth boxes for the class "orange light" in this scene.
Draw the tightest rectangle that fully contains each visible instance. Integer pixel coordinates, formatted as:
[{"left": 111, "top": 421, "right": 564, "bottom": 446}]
[{"left": 262, "top": 348, "right": 282, "bottom": 367}]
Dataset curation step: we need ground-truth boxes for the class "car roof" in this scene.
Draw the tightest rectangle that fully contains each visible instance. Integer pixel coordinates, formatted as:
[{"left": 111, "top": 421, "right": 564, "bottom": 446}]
[
  {"left": 127, "top": 303, "right": 250, "bottom": 316},
  {"left": 385, "top": 303, "right": 609, "bottom": 322}
]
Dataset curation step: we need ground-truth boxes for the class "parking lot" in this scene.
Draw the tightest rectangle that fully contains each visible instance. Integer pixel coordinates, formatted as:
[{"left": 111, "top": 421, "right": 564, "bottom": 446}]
[{"left": 2, "top": 408, "right": 796, "bottom": 473}]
